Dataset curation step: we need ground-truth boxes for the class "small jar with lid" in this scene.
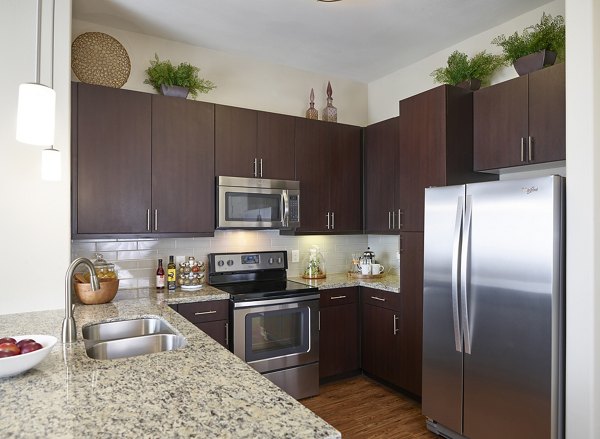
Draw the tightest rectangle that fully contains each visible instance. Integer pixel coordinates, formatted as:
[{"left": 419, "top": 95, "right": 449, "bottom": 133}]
[
  {"left": 301, "top": 245, "right": 326, "bottom": 279},
  {"left": 86, "top": 253, "right": 117, "bottom": 281}
]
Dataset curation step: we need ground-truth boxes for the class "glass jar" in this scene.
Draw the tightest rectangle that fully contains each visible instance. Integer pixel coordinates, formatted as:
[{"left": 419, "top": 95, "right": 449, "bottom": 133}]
[
  {"left": 89, "top": 253, "right": 117, "bottom": 280},
  {"left": 302, "top": 245, "right": 326, "bottom": 279}
]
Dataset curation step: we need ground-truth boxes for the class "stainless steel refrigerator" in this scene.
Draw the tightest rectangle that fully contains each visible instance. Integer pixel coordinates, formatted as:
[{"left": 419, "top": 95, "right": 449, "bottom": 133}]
[{"left": 422, "top": 176, "right": 564, "bottom": 439}]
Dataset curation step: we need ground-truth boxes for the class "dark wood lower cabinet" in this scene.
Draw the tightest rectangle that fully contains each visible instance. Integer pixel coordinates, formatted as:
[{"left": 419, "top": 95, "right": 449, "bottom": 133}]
[
  {"left": 171, "top": 300, "right": 230, "bottom": 348},
  {"left": 319, "top": 288, "right": 360, "bottom": 380}
]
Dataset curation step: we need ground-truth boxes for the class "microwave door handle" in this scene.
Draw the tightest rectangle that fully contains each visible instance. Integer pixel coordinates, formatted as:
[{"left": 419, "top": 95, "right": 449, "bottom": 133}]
[{"left": 282, "top": 190, "right": 289, "bottom": 228}]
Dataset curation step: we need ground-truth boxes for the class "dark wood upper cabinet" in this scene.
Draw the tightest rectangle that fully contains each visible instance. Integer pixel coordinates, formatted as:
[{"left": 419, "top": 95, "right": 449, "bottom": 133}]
[
  {"left": 257, "top": 111, "right": 296, "bottom": 180},
  {"left": 75, "top": 83, "right": 152, "bottom": 235},
  {"left": 215, "top": 105, "right": 257, "bottom": 178},
  {"left": 295, "top": 119, "right": 362, "bottom": 234},
  {"left": 399, "top": 85, "right": 492, "bottom": 232},
  {"left": 215, "top": 106, "right": 296, "bottom": 180},
  {"left": 152, "top": 95, "right": 215, "bottom": 234},
  {"left": 73, "top": 83, "right": 215, "bottom": 238},
  {"left": 364, "top": 117, "right": 399, "bottom": 234},
  {"left": 474, "top": 63, "right": 565, "bottom": 171}
]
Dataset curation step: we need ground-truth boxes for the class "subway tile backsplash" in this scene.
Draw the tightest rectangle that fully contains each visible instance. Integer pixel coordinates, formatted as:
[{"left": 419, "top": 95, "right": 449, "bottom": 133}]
[{"left": 72, "top": 231, "right": 400, "bottom": 289}]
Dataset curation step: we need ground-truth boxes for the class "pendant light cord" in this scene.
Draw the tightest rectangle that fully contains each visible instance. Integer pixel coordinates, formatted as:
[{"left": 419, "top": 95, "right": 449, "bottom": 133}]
[
  {"left": 35, "top": 0, "right": 41, "bottom": 84},
  {"left": 50, "top": 0, "right": 55, "bottom": 89}
]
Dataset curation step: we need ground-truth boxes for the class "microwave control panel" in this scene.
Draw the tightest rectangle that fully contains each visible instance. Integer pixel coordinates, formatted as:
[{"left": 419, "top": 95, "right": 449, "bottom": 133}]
[{"left": 289, "top": 195, "right": 299, "bottom": 222}]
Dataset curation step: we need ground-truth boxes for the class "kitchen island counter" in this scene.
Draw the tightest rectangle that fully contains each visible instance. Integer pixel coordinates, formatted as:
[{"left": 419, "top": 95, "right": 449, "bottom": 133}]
[{"left": 0, "top": 289, "right": 339, "bottom": 439}]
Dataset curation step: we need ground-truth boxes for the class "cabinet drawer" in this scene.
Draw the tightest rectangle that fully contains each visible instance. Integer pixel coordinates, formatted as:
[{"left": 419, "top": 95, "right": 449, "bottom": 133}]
[
  {"left": 177, "top": 300, "right": 229, "bottom": 323},
  {"left": 320, "top": 287, "right": 358, "bottom": 308},
  {"left": 361, "top": 287, "right": 401, "bottom": 311}
]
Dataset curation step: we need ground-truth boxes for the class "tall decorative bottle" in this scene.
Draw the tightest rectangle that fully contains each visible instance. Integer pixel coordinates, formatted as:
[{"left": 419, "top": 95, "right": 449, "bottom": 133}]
[
  {"left": 306, "top": 88, "right": 318, "bottom": 120},
  {"left": 322, "top": 81, "right": 337, "bottom": 122}
]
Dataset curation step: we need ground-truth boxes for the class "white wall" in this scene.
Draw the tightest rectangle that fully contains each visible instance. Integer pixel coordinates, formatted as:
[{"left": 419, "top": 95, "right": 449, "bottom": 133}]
[
  {"left": 0, "top": 0, "right": 72, "bottom": 315},
  {"left": 368, "top": 0, "right": 565, "bottom": 124},
  {"left": 71, "top": 20, "right": 368, "bottom": 127},
  {"left": 564, "top": 0, "right": 600, "bottom": 437}
]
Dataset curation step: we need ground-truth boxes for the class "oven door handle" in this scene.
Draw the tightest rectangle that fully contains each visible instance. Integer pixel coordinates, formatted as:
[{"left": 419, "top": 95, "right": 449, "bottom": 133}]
[
  {"left": 232, "top": 293, "right": 320, "bottom": 309},
  {"left": 282, "top": 190, "right": 290, "bottom": 228}
]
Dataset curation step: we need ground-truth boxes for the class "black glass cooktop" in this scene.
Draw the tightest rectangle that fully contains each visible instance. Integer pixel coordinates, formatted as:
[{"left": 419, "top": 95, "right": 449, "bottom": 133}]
[{"left": 217, "top": 280, "right": 318, "bottom": 302}]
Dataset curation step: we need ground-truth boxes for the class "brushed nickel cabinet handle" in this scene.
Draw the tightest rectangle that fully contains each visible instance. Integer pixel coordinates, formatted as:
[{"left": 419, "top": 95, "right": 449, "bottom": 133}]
[
  {"left": 146, "top": 209, "right": 151, "bottom": 231},
  {"left": 371, "top": 296, "right": 386, "bottom": 302},
  {"left": 225, "top": 322, "right": 229, "bottom": 347},
  {"left": 154, "top": 209, "right": 158, "bottom": 231},
  {"left": 331, "top": 212, "right": 335, "bottom": 230},
  {"left": 253, "top": 158, "right": 258, "bottom": 177},
  {"left": 393, "top": 314, "right": 399, "bottom": 335},
  {"left": 528, "top": 136, "right": 534, "bottom": 161},
  {"left": 520, "top": 137, "right": 526, "bottom": 162},
  {"left": 318, "top": 311, "right": 321, "bottom": 331},
  {"left": 398, "top": 209, "right": 404, "bottom": 229},
  {"left": 388, "top": 211, "right": 392, "bottom": 230},
  {"left": 260, "top": 158, "right": 263, "bottom": 177},
  {"left": 329, "top": 295, "right": 347, "bottom": 300},
  {"left": 194, "top": 310, "right": 217, "bottom": 316},
  {"left": 391, "top": 211, "right": 395, "bottom": 229},
  {"left": 326, "top": 212, "right": 330, "bottom": 230}
]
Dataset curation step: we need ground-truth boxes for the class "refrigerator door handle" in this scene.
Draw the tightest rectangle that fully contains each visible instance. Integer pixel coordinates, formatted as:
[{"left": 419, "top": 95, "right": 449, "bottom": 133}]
[
  {"left": 451, "top": 196, "right": 464, "bottom": 352},
  {"left": 461, "top": 194, "right": 473, "bottom": 354}
]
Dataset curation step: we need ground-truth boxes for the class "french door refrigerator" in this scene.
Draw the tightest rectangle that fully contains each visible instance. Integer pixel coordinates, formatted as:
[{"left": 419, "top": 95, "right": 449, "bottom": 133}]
[{"left": 422, "top": 176, "right": 564, "bottom": 439}]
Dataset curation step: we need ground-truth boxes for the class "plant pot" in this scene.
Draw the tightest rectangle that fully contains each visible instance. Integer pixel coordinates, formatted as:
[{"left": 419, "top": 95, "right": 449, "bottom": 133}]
[
  {"left": 456, "top": 78, "right": 482, "bottom": 91},
  {"left": 160, "top": 84, "right": 189, "bottom": 98},
  {"left": 513, "top": 50, "right": 557, "bottom": 76}
]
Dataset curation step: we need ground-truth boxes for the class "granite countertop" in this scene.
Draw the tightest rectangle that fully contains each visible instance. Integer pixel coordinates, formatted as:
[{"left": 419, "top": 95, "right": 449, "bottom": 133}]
[
  {"left": 0, "top": 286, "right": 340, "bottom": 439},
  {"left": 291, "top": 272, "right": 400, "bottom": 293}
]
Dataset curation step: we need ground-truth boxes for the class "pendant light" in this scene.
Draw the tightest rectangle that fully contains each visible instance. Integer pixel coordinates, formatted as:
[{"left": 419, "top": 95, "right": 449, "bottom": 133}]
[{"left": 16, "top": 0, "right": 56, "bottom": 147}]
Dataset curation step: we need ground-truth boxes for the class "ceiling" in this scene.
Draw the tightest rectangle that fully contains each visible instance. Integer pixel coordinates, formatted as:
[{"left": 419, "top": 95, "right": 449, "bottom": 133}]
[{"left": 72, "top": 0, "right": 551, "bottom": 83}]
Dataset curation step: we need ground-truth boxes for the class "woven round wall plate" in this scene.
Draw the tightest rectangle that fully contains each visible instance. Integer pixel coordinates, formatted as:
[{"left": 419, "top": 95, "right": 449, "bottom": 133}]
[{"left": 72, "top": 32, "right": 131, "bottom": 88}]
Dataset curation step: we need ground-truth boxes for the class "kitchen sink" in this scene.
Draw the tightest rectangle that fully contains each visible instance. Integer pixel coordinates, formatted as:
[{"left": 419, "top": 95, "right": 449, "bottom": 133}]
[
  {"left": 85, "top": 333, "right": 187, "bottom": 360},
  {"left": 82, "top": 317, "right": 176, "bottom": 342}
]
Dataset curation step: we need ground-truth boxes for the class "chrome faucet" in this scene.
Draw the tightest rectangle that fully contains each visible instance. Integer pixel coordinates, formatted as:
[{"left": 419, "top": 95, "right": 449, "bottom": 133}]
[{"left": 62, "top": 258, "right": 100, "bottom": 343}]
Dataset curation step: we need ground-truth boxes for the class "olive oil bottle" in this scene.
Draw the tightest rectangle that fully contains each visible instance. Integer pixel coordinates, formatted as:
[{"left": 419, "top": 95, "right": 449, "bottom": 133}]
[{"left": 167, "top": 256, "right": 177, "bottom": 291}]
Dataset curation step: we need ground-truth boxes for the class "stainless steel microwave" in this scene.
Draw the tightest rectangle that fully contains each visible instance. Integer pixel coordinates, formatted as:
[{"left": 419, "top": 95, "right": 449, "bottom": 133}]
[{"left": 216, "top": 176, "right": 300, "bottom": 230}]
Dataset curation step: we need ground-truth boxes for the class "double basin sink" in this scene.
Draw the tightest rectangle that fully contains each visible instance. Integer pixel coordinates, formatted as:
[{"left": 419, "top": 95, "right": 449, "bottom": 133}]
[{"left": 83, "top": 317, "right": 186, "bottom": 360}]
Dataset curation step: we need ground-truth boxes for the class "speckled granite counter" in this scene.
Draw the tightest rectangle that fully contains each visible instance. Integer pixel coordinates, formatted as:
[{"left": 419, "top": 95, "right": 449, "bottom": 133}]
[
  {"left": 291, "top": 272, "right": 400, "bottom": 293},
  {"left": 0, "top": 287, "right": 339, "bottom": 439}
]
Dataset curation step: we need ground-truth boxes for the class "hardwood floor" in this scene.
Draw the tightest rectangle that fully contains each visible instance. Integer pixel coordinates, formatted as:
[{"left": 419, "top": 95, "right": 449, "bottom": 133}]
[{"left": 301, "top": 376, "right": 437, "bottom": 439}]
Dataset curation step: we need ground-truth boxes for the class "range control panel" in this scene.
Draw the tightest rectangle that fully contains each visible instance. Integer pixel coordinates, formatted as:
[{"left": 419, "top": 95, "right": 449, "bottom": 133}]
[{"left": 209, "top": 251, "right": 288, "bottom": 273}]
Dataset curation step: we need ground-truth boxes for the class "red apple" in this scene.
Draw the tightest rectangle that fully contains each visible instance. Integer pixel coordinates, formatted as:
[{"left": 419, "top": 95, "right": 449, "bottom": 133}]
[
  {"left": 0, "top": 342, "right": 20, "bottom": 356},
  {"left": 20, "top": 342, "right": 42, "bottom": 354},
  {"left": 16, "top": 339, "right": 36, "bottom": 350},
  {"left": 0, "top": 337, "right": 16, "bottom": 345}
]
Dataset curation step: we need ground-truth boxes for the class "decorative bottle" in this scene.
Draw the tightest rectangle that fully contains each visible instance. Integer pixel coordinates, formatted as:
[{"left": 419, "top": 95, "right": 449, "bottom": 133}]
[
  {"left": 156, "top": 259, "right": 165, "bottom": 290},
  {"left": 322, "top": 81, "right": 337, "bottom": 122},
  {"left": 306, "top": 88, "right": 318, "bottom": 120}
]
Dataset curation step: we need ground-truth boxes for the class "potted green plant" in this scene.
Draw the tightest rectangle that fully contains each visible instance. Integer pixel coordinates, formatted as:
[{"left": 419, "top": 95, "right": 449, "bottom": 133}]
[
  {"left": 431, "top": 50, "right": 504, "bottom": 90},
  {"left": 144, "top": 54, "right": 216, "bottom": 99},
  {"left": 492, "top": 12, "right": 565, "bottom": 76}
]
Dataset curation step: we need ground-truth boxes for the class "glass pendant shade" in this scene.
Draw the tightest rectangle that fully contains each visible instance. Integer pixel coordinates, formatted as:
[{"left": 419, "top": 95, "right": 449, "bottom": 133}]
[
  {"left": 16, "top": 83, "right": 56, "bottom": 146},
  {"left": 41, "top": 147, "right": 61, "bottom": 181}
]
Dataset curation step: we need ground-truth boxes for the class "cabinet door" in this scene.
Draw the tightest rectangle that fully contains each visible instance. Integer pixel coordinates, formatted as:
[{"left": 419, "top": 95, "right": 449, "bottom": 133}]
[
  {"left": 319, "top": 288, "right": 359, "bottom": 379},
  {"left": 215, "top": 105, "right": 257, "bottom": 177},
  {"left": 399, "top": 87, "right": 447, "bottom": 232},
  {"left": 361, "top": 301, "right": 401, "bottom": 385},
  {"left": 76, "top": 84, "right": 151, "bottom": 234},
  {"left": 195, "top": 320, "right": 228, "bottom": 348},
  {"left": 473, "top": 76, "right": 529, "bottom": 171},
  {"left": 330, "top": 124, "right": 362, "bottom": 233},
  {"left": 364, "top": 118, "right": 398, "bottom": 233},
  {"left": 295, "top": 118, "right": 332, "bottom": 232},
  {"left": 399, "top": 232, "right": 424, "bottom": 397},
  {"left": 257, "top": 112, "right": 296, "bottom": 180},
  {"left": 152, "top": 96, "right": 215, "bottom": 234},
  {"left": 528, "top": 63, "right": 566, "bottom": 164}
]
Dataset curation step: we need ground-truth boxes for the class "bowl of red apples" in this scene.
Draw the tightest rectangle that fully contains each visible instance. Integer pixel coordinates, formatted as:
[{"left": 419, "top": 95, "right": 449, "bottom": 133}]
[{"left": 0, "top": 335, "right": 57, "bottom": 378}]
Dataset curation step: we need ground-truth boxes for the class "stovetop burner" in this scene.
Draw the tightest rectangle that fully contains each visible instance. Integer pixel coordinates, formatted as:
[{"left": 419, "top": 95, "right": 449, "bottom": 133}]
[{"left": 207, "top": 251, "right": 317, "bottom": 302}]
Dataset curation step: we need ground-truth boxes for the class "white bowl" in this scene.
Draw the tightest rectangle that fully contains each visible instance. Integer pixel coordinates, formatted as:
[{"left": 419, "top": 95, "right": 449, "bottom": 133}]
[{"left": 0, "top": 335, "right": 57, "bottom": 378}]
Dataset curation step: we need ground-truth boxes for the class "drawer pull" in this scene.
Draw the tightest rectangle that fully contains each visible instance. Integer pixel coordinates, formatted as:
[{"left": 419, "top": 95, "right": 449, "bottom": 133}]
[
  {"left": 393, "top": 314, "right": 399, "bottom": 335},
  {"left": 330, "top": 295, "right": 347, "bottom": 300},
  {"left": 194, "top": 310, "right": 217, "bottom": 316},
  {"left": 371, "top": 296, "right": 386, "bottom": 302}
]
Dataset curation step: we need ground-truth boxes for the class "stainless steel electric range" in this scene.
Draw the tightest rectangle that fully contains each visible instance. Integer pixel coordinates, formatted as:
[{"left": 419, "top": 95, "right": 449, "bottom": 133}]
[{"left": 208, "top": 250, "right": 319, "bottom": 400}]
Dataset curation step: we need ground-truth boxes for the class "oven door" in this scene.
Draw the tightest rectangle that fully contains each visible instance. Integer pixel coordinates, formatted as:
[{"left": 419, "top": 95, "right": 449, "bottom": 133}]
[{"left": 232, "top": 296, "right": 319, "bottom": 373}]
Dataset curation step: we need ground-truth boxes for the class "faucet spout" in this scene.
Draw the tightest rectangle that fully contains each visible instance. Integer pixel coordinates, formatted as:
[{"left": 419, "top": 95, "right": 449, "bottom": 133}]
[{"left": 62, "top": 258, "right": 100, "bottom": 343}]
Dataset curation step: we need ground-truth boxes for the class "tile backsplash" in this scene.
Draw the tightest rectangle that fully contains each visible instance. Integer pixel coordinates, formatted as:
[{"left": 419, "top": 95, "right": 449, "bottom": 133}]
[{"left": 72, "top": 231, "right": 400, "bottom": 290}]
